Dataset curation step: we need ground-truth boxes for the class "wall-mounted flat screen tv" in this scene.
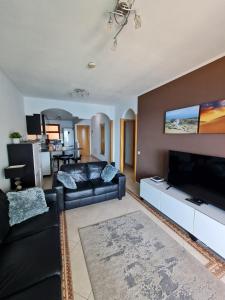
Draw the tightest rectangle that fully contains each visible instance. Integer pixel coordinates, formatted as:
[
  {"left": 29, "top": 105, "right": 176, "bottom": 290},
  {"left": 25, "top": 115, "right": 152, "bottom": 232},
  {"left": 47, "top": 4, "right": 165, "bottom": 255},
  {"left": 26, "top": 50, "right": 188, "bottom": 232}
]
[{"left": 167, "top": 150, "right": 225, "bottom": 211}]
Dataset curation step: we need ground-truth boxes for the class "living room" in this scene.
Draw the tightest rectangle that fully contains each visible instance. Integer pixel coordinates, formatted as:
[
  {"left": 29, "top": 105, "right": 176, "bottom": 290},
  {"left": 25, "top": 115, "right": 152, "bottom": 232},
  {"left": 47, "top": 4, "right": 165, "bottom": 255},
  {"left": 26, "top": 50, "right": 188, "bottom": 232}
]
[{"left": 1, "top": 1, "right": 225, "bottom": 299}]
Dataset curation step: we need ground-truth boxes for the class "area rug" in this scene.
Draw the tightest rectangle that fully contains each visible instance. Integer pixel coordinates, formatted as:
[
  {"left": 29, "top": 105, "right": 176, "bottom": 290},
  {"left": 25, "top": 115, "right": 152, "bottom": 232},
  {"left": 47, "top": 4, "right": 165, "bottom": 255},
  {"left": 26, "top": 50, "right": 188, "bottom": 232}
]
[
  {"left": 60, "top": 212, "right": 74, "bottom": 300},
  {"left": 127, "top": 188, "right": 225, "bottom": 279},
  {"left": 79, "top": 211, "right": 225, "bottom": 300}
]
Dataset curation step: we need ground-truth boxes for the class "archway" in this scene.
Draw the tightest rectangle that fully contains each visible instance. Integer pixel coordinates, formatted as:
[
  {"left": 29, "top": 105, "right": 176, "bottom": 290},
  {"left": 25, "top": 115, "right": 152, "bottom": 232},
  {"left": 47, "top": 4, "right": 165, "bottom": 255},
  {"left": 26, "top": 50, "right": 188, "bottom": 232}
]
[
  {"left": 120, "top": 109, "right": 137, "bottom": 180},
  {"left": 41, "top": 108, "right": 77, "bottom": 145},
  {"left": 90, "top": 113, "right": 113, "bottom": 162},
  {"left": 40, "top": 108, "right": 82, "bottom": 175}
]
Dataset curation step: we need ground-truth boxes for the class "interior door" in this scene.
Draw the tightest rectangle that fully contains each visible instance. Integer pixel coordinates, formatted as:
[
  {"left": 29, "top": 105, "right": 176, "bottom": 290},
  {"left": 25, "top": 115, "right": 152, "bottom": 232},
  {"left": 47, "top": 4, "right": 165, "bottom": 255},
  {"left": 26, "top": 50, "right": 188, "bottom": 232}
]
[
  {"left": 77, "top": 125, "right": 90, "bottom": 156},
  {"left": 124, "top": 120, "right": 135, "bottom": 167}
]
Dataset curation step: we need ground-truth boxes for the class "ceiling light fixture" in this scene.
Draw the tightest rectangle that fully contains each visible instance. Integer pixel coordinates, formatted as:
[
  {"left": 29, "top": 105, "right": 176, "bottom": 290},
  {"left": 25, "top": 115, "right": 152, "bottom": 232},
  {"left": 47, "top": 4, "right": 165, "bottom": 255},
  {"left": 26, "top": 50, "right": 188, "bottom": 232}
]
[
  {"left": 107, "top": 0, "right": 141, "bottom": 50},
  {"left": 71, "top": 88, "right": 89, "bottom": 98}
]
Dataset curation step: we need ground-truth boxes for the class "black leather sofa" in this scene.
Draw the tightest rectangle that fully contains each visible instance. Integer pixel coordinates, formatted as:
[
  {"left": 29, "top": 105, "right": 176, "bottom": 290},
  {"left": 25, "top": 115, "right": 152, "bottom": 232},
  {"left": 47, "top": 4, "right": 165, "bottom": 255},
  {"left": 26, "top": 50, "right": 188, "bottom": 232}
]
[
  {"left": 0, "top": 189, "right": 62, "bottom": 300},
  {"left": 53, "top": 161, "right": 126, "bottom": 210}
]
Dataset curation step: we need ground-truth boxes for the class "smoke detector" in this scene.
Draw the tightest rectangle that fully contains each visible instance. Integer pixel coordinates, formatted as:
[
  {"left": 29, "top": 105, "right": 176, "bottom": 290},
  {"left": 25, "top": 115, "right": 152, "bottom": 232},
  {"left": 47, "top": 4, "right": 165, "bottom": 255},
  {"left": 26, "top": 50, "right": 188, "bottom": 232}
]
[{"left": 87, "top": 62, "right": 96, "bottom": 69}]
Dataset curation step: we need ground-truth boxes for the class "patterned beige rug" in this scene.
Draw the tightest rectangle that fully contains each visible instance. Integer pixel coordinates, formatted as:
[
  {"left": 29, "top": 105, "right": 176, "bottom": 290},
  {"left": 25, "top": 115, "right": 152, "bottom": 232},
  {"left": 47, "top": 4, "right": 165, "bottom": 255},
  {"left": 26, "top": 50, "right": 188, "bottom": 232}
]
[
  {"left": 60, "top": 212, "right": 74, "bottom": 300},
  {"left": 79, "top": 211, "right": 225, "bottom": 300},
  {"left": 127, "top": 188, "right": 225, "bottom": 280}
]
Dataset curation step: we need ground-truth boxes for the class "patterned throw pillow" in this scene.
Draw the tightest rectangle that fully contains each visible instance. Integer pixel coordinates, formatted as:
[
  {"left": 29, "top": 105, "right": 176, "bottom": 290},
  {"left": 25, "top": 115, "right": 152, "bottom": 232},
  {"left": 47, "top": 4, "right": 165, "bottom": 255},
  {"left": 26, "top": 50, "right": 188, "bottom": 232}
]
[
  {"left": 7, "top": 188, "right": 49, "bottom": 226},
  {"left": 57, "top": 171, "right": 77, "bottom": 189},
  {"left": 101, "top": 164, "right": 118, "bottom": 182}
]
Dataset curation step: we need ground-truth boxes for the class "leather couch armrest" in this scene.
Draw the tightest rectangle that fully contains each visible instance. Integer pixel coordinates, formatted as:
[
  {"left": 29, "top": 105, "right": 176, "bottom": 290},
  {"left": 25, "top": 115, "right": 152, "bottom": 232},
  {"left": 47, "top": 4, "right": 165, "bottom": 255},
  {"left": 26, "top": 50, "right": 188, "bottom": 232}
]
[
  {"left": 52, "top": 173, "right": 65, "bottom": 211},
  {"left": 113, "top": 173, "right": 126, "bottom": 200},
  {"left": 44, "top": 189, "right": 57, "bottom": 205}
]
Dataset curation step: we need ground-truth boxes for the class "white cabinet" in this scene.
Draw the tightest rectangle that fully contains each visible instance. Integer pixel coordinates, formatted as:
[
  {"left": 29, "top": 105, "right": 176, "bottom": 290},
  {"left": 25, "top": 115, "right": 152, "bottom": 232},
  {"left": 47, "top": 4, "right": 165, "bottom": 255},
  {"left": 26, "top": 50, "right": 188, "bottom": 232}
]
[
  {"left": 140, "top": 179, "right": 161, "bottom": 209},
  {"left": 7, "top": 142, "right": 43, "bottom": 188},
  {"left": 194, "top": 211, "right": 225, "bottom": 258},
  {"left": 160, "top": 194, "right": 194, "bottom": 234},
  {"left": 41, "top": 152, "right": 51, "bottom": 176},
  {"left": 33, "top": 142, "right": 42, "bottom": 187},
  {"left": 140, "top": 178, "right": 225, "bottom": 259}
]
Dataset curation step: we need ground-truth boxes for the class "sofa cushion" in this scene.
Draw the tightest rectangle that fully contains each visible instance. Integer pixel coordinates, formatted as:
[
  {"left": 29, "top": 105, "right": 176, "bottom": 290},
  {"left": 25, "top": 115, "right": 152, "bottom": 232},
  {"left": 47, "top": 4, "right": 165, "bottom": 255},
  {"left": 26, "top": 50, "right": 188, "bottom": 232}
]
[
  {"left": 5, "top": 202, "right": 59, "bottom": 244},
  {"left": 57, "top": 171, "right": 77, "bottom": 189},
  {"left": 87, "top": 161, "right": 107, "bottom": 180},
  {"left": 61, "top": 163, "right": 88, "bottom": 182},
  {"left": 91, "top": 178, "right": 118, "bottom": 196},
  {"left": 7, "top": 188, "right": 49, "bottom": 226},
  {"left": 0, "top": 190, "right": 9, "bottom": 244},
  {"left": 4, "top": 276, "right": 61, "bottom": 300},
  {"left": 101, "top": 164, "right": 118, "bottom": 182},
  {"left": 65, "top": 181, "right": 93, "bottom": 201},
  {"left": 0, "top": 227, "right": 61, "bottom": 299}
]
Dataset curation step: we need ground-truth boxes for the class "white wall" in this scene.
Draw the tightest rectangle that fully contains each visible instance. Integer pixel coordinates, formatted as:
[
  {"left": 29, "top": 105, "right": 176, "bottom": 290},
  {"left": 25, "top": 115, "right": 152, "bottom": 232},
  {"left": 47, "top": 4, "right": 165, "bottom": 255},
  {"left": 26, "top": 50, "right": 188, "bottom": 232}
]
[
  {"left": 24, "top": 97, "right": 115, "bottom": 120},
  {"left": 91, "top": 114, "right": 110, "bottom": 162},
  {"left": 0, "top": 70, "right": 26, "bottom": 191}
]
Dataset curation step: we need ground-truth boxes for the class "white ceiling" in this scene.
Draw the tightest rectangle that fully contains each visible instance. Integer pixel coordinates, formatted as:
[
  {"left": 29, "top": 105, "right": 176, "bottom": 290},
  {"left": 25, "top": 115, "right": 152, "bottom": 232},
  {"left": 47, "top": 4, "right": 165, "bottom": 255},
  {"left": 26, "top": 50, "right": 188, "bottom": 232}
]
[{"left": 0, "top": 0, "right": 225, "bottom": 105}]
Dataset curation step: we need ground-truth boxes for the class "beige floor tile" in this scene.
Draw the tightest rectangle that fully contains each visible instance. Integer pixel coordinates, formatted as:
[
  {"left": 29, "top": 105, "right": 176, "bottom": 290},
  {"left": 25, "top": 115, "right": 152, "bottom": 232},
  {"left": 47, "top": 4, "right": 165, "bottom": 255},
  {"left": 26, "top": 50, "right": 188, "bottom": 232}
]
[
  {"left": 74, "top": 291, "right": 87, "bottom": 299},
  {"left": 65, "top": 194, "right": 141, "bottom": 298},
  {"left": 70, "top": 241, "right": 92, "bottom": 299},
  {"left": 68, "top": 238, "right": 79, "bottom": 251},
  {"left": 42, "top": 176, "right": 52, "bottom": 189},
  {"left": 88, "top": 291, "right": 94, "bottom": 300}
]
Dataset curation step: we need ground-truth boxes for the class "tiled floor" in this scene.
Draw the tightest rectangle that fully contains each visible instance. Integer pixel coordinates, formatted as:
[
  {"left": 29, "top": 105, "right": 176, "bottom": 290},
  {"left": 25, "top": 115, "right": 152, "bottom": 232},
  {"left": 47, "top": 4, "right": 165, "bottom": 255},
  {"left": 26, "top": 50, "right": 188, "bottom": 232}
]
[
  {"left": 65, "top": 192, "right": 214, "bottom": 299},
  {"left": 65, "top": 193, "right": 144, "bottom": 299},
  {"left": 124, "top": 164, "right": 140, "bottom": 196}
]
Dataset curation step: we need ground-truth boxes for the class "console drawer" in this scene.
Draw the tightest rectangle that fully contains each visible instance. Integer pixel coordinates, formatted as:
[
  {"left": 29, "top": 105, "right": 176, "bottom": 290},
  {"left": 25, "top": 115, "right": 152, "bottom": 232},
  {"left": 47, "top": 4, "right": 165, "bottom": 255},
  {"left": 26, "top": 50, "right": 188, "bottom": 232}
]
[
  {"left": 194, "top": 210, "right": 225, "bottom": 258},
  {"left": 160, "top": 195, "right": 195, "bottom": 234},
  {"left": 140, "top": 180, "right": 161, "bottom": 210}
]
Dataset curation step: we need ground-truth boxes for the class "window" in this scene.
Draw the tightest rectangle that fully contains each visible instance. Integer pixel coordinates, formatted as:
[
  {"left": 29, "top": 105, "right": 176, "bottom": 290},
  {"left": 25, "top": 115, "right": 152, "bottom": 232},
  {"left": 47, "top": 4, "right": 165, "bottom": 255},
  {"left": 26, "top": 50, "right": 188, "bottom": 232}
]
[{"left": 45, "top": 124, "right": 60, "bottom": 140}]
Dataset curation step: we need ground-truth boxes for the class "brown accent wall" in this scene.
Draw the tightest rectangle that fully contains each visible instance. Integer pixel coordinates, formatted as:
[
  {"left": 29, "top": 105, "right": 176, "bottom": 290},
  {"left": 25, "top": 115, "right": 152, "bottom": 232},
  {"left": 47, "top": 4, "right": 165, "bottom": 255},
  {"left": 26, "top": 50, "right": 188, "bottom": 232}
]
[{"left": 137, "top": 56, "right": 225, "bottom": 181}]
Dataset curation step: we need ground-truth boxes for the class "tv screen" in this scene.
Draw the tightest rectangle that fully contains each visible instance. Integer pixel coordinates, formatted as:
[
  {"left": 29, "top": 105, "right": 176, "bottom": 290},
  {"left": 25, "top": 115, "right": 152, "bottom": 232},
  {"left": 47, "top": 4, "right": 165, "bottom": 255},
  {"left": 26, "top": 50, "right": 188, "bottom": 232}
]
[{"left": 167, "top": 151, "right": 225, "bottom": 210}]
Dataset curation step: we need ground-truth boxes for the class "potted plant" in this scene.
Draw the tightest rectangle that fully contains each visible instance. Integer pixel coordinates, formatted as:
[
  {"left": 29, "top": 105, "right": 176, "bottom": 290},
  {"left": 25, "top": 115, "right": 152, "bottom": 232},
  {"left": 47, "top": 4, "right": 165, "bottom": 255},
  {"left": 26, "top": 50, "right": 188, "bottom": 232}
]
[{"left": 9, "top": 132, "right": 22, "bottom": 144}]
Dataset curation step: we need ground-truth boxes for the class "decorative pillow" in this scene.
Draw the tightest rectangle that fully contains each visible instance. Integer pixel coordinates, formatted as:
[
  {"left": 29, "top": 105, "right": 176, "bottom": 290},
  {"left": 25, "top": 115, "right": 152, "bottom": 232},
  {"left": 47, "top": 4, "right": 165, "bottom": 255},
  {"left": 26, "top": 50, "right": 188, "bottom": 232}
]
[
  {"left": 57, "top": 171, "right": 77, "bottom": 189},
  {"left": 101, "top": 164, "right": 118, "bottom": 182},
  {"left": 7, "top": 188, "right": 49, "bottom": 226}
]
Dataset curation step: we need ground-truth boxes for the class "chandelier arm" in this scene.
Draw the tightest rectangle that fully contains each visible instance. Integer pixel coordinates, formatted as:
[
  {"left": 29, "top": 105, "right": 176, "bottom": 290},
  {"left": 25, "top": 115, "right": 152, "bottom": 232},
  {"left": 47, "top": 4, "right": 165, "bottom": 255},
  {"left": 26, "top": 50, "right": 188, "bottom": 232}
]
[{"left": 113, "top": 8, "right": 131, "bottom": 40}]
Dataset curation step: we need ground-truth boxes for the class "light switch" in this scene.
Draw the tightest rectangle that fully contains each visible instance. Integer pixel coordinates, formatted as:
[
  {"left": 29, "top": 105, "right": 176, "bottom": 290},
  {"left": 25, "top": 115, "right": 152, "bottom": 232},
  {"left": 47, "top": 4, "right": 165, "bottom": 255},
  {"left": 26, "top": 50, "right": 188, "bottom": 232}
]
[{"left": 137, "top": 150, "right": 141, "bottom": 155}]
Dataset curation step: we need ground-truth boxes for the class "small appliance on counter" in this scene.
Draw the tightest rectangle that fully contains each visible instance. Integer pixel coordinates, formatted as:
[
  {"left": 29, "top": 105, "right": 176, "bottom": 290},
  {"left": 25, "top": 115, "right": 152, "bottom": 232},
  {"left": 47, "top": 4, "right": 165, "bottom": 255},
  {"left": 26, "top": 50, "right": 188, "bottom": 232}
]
[{"left": 150, "top": 176, "right": 165, "bottom": 183}]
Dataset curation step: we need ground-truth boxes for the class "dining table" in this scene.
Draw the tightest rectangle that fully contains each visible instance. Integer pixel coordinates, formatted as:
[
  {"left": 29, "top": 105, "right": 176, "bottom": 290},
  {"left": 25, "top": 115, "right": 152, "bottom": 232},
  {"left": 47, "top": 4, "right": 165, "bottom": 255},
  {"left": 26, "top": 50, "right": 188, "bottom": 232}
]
[{"left": 52, "top": 147, "right": 83, "bottom": 170}]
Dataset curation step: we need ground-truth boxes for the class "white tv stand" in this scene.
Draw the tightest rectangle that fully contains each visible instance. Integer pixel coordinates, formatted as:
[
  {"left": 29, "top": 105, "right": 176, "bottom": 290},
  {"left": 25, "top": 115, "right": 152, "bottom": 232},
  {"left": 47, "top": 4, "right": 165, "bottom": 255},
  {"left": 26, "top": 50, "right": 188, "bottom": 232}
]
[{"left": 140, "top": 178, "right": 225, "bottom": 259}]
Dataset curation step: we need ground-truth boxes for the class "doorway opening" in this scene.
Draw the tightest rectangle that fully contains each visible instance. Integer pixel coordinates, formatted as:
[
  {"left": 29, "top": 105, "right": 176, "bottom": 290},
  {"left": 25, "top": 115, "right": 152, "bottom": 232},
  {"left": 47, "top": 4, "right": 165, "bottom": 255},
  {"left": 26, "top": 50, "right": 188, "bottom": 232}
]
[
  {"left": 76, "top": 125, "right": 90, "bottom": 157},
  {"left": 120, "top": 109, "right": 137, "bottom": 185},
  {"left": 91, "top": 113, "right": 113, "bottom": 163}
]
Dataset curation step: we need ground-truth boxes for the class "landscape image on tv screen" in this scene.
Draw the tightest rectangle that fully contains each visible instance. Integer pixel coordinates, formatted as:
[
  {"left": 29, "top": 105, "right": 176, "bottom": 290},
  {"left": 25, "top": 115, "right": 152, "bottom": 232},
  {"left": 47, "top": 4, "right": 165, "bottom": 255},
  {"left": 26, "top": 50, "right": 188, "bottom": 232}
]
[
  {"left": 165, "top": 105, "right": 200, "bottom": 134},
  {"left": 199, "top": 99, "right": 225, "bottom": 133}
]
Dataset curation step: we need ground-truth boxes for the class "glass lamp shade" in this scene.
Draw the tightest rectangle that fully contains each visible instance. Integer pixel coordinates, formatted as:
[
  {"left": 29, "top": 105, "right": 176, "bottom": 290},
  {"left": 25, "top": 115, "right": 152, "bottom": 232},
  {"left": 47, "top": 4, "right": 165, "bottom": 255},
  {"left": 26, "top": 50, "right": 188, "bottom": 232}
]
[{"left": 134, "top": 13, "right": 141, "bottom": 29}]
